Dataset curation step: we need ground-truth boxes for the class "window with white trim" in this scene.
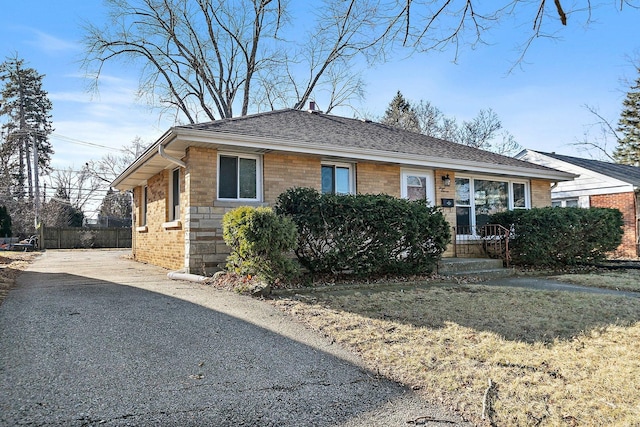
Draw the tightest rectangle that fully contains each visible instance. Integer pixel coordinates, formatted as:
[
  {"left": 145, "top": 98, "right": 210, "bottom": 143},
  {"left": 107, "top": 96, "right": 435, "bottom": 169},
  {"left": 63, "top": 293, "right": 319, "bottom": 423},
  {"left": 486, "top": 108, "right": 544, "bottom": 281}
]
[
  {"left": 321, "top": 163, "right": 354, "bottom": 194},
  {"left": 455, "top": 176, "right": 529, "bottom": 235},
  {"left": 401, "top": 170, "right": 435, "bottom": 206},
  {"left": 552, "top": 198, "right": 579, "bottom": 208},
  {"left": 141, "top": 186, "right": 148, "bottom": 226},
  {"left": 218, "top": 153, "right": 261, "bottom": 201},
  {"left": 170, "top": 168, "right": 180, "bottom": 221}
]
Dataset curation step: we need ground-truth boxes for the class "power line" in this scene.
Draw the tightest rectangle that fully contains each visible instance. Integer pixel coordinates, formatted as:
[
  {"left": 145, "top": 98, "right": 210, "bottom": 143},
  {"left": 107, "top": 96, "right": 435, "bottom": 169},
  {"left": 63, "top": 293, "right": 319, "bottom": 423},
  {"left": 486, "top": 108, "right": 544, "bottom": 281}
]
[{"left": 49, "top": 133, "right": 126, "bottom": 151}]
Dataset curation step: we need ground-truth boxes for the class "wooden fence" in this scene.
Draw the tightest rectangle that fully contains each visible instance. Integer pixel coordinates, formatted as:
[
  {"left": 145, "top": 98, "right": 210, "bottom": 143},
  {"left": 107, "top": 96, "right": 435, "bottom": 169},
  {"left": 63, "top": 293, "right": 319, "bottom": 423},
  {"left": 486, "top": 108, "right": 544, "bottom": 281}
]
[{"left": 41, "top": 227, "right": 132, "bottom": 249}]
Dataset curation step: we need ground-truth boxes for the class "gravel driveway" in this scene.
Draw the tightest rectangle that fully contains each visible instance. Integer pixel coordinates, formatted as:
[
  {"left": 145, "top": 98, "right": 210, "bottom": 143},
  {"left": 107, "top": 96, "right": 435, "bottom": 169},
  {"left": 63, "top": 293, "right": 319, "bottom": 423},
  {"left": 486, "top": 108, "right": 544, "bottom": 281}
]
[{"left": 0, "top": 250, "right": 467, "bottom": 426}]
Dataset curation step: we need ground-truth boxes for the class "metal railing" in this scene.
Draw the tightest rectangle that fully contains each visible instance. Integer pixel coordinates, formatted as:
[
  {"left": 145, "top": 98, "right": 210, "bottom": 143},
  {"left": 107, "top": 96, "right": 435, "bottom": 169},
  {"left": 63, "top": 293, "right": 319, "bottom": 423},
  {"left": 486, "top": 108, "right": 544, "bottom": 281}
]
[{"left": 452, "top": 224, "right": 511, "bottom": 267}]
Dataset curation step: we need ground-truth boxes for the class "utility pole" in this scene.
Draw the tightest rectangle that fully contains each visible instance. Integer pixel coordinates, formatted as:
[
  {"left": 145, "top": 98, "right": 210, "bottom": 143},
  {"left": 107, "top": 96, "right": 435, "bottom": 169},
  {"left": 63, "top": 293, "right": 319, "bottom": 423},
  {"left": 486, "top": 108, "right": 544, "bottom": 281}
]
[{"left": 32, "top": 130, "right": 40, "bottom": 229}]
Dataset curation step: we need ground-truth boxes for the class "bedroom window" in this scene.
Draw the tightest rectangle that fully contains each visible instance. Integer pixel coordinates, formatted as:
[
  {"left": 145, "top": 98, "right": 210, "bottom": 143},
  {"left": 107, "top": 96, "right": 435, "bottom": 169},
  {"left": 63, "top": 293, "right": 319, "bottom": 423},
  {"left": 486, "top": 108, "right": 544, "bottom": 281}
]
[
  {"left": 218, "top": 154, "right": 261, "bottom": 201},
  {"left": 321, "top": 163, "right": 353, "bottom": 194}
]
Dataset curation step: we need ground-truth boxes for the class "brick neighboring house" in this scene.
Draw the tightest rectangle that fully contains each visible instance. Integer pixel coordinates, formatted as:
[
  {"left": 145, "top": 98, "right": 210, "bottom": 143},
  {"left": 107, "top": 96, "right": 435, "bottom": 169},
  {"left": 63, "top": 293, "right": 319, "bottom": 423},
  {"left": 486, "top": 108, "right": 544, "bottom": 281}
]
[
  {"left": 517, "top": 150, "right": 640, "bottom": 258},
  {"left": 112, "top": 108, "right": 574, "bottom": 274}
]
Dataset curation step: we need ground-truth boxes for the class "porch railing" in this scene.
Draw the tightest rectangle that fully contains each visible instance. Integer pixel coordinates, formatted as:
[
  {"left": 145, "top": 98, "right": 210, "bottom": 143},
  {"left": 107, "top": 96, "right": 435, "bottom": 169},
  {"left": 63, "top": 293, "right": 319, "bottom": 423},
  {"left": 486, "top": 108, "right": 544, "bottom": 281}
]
[{"left": 452, "top": 224, "right": 511, "bottom": 267}]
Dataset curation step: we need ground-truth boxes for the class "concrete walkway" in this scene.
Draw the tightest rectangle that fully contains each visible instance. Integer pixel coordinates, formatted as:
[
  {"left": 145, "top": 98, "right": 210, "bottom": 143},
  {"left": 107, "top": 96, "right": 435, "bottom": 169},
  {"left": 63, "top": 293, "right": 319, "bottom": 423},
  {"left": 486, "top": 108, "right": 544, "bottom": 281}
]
[
  {"left": 483, "top": 276, "right": 640, "bottom": 299},
  {"left": 0, "top": 250, "right": 468, "bottom": 427}
]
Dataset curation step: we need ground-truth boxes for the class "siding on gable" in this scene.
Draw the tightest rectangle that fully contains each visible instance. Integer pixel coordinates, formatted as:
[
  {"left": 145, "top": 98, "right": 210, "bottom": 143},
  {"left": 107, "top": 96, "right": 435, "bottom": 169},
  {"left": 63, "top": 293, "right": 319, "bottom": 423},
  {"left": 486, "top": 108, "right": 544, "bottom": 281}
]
[{"left": 520, "top": 151, "right": 633, "bottom": 197}]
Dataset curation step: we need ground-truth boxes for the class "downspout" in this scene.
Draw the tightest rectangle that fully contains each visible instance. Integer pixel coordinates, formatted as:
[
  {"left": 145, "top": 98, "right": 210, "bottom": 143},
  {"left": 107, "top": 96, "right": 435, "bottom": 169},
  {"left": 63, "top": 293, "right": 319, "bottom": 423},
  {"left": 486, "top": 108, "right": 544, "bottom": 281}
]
[{"left": 158, "top": 143, "right": 186, "bottom": 168}]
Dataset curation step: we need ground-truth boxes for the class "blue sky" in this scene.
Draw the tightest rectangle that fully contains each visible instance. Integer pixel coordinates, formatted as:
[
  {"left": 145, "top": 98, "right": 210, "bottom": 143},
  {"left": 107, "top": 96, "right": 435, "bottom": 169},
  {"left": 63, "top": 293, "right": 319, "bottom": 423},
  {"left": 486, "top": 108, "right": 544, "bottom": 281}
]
[{"left": 2, "top": 1, "right": 639, "bottom": 173}]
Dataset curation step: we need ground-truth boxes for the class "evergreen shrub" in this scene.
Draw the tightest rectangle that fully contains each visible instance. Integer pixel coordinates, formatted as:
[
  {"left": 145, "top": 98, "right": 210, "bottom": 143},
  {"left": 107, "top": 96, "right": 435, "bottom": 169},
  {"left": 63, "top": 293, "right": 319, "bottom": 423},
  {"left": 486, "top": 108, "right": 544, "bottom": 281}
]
[
  {"left": 0, "top": 206, "right": 11, "bottom": 238},
  {"left": 274, "top": 188, "right": 451, "bottom": 276},
  {"left": 490, "top": 207, "right": 624, "bottom": 266},
  {"left": 222, "top": 206, "right": 299, "bottom": 283}
]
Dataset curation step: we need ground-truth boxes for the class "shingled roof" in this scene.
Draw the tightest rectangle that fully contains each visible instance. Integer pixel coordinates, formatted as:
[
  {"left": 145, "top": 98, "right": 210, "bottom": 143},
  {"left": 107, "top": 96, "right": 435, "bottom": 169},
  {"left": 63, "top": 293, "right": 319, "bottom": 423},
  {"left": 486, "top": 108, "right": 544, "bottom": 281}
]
[
  {"left": 534, "top": 151, "right": 640, "bottom": 187},
  {"left": 181, "top": 109, "right": 556, "bottom": 172},
  {"left": 113, "top": 109, "right": 574, "bottom": 190}
]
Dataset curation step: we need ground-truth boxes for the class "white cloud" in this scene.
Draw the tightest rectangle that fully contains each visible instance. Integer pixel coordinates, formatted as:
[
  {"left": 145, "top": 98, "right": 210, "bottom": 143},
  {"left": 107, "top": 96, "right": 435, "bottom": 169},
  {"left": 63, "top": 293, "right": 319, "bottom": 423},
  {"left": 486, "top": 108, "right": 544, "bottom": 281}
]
[{"left": 24, "top": 28, "right": 79, "bottom": 54}]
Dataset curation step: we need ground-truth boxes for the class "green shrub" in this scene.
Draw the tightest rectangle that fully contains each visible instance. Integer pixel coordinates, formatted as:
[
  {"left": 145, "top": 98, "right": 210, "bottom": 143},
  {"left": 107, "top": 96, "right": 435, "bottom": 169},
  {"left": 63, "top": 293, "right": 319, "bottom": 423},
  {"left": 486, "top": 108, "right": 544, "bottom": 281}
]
[
  {"left": 0, "top": 206, "right": 11, "bottom": 238},
  {"left": 274, "top": 187, "right": 451, "bottom": 276},
  {"left": 490, "top": 207, "right": 623, "bottom": 266},
  {"left": 222, "top": 206, "right": 299, "bottom": 283}
]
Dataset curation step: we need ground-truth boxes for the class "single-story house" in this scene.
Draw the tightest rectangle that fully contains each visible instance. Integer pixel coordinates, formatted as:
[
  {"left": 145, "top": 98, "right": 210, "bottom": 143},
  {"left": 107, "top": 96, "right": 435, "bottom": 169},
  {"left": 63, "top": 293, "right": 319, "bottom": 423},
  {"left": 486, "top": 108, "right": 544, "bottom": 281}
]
[
  {"left": 113, "top": 107, "right": 574, "bottom": 274},
  {"left": 516, "top": 149, "right": 640, "bottom": 258}
]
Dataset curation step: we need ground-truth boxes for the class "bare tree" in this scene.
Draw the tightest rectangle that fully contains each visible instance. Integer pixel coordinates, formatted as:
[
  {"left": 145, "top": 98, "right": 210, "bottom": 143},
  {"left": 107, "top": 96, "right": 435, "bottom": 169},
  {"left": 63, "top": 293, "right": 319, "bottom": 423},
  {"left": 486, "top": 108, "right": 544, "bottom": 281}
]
[
  {"left": 86, "top": 137, "right": 147, "bottom": 185},
  {"left": 383, "top": 91, "right": 522, "bottom": 155},
  {"left": 572, "top": 104, "right": 619, "bottom": 161},
  {"left": 83, "top": 1, "right": 637, "bottom": 122},
  {"left": 45, "top": 166, "right": 103, "bottom": 214}
]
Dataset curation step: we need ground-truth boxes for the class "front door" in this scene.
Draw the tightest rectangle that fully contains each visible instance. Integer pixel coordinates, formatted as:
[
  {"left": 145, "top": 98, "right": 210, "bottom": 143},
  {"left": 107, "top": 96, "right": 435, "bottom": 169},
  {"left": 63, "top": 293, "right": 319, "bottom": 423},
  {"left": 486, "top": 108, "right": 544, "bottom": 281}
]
[{"left": 401, "top": 170, "right": 435, "bottom": 206}]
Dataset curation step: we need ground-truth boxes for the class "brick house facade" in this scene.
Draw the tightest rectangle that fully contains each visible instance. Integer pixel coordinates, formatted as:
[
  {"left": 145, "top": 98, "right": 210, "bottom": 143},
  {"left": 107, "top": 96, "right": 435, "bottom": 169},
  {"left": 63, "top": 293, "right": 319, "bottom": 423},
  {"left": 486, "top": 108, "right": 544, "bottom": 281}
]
[{"left": 115, "top": 109, "right": 574, "bottom": 274}]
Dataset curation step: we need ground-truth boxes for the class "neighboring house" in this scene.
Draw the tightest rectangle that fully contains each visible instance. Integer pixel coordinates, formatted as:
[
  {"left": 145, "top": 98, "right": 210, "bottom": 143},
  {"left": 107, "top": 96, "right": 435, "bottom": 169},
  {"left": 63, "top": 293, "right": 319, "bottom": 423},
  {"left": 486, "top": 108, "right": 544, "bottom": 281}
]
[
  {"left": 112, "top": 107, "right": 574, "bottom": 274},
  {"left": 517, "top": 150, "right": 640, "bottom": 258}
]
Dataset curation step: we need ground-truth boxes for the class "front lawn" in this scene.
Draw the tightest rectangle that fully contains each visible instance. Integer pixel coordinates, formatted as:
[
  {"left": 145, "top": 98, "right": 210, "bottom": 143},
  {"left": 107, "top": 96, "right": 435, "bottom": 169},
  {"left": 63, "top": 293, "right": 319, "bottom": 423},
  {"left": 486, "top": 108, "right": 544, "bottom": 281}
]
[{"left": 271, "top": 278, "right": 640, "bottom": 426}]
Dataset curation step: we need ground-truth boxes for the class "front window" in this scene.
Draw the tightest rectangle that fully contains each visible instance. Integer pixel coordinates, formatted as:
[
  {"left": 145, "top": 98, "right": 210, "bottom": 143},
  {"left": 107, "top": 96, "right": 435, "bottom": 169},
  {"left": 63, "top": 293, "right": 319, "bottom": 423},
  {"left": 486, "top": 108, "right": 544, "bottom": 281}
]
[
  {"left": 456, "top": 176, "right": 529, "bottom": 235},
  {"left": 321, "top": 163, "right": 353, "bottom": 194},
  {"left": 553, "top": 198, "right": 579, "bottom": 208},
  {"left": 142, "top": 186, "right": 148, "bottom": 226},
  {"left": 474, "top": 179, "right": 509, "bottom": 228},
  {"left": 218, "top": 154, "right": 260, "bottom": 200},
  {"left": 170, "top": 168, "right": 180, "bottom": 221}
]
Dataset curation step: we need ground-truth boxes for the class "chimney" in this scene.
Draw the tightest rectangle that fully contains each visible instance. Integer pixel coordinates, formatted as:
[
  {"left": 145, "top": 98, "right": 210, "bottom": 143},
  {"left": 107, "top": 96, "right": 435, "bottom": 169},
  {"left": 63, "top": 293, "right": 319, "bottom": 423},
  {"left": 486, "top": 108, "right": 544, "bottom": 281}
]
[{"left": 307, "top": 101, "right": 322, "bottom": 113}]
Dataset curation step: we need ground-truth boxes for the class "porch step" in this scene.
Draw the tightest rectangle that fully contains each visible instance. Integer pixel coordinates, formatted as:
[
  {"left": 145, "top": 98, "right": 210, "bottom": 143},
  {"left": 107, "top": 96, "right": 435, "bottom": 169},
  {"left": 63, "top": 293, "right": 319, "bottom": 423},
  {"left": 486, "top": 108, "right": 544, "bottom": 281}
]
[{"left": 437, "top": 258, "right": 512, "bottom": 278}]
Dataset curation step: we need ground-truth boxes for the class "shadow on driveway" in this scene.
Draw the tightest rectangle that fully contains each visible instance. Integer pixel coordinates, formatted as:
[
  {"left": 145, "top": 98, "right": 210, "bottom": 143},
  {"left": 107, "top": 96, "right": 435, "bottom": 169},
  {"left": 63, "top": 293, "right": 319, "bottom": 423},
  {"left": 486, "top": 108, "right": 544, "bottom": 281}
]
[{"left": 0, "top": 250, "right": 467, "bottom": 426}]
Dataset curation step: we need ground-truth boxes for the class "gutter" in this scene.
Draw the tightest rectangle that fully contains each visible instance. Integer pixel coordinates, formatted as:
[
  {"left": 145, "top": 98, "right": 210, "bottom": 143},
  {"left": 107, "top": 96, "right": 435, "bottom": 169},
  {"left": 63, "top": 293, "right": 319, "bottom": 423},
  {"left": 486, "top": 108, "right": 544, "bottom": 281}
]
[{"left": 159, "top": 142, "right": 186, "bottom": 168}]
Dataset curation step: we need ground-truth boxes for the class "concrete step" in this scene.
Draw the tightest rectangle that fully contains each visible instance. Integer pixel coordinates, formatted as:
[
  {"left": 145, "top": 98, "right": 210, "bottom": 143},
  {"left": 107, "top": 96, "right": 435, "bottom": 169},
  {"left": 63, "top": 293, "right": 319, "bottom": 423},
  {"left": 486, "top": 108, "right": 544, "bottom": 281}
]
[{"left": 437, "top": 258, "right": 512, "bottom": 278}]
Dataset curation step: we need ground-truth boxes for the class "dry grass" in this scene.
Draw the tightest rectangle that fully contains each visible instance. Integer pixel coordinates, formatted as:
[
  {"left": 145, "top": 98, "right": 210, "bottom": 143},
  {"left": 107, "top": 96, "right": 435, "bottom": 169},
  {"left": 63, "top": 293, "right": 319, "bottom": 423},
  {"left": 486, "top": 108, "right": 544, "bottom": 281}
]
[
  {"left": 271, "top": 280, "right": 640, "bottom": 426},
  {"left": 0, "top": 251, "right": 39, "bottom": 305},
  {"left": 551, "top": 269, "right": 640, "bottom": 292}
]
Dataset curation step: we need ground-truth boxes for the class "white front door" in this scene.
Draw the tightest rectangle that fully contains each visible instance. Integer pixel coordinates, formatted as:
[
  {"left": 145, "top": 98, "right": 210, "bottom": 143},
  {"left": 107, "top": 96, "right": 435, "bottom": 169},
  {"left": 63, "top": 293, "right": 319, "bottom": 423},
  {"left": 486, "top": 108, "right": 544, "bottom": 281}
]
[{"left": 401, "top": 170, "right": 435, "bottom": 206}]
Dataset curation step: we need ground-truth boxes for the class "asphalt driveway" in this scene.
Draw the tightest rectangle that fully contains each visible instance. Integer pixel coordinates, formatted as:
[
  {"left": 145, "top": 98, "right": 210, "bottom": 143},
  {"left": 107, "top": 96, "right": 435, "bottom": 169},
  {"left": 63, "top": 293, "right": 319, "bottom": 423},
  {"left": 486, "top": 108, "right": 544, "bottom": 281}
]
[{"left": 0, "top": 250, "right": 467, "bottom": 426}]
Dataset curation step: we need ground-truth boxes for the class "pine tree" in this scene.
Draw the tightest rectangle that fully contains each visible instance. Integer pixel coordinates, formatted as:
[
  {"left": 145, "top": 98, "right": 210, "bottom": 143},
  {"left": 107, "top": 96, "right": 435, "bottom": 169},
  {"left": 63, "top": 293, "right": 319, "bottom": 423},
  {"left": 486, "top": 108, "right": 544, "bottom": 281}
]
[
  {"left": 0, "top": 56, "right": 54, "bottom": 199},
  {"left": 381, "top": 91, "right": 421, "bottom": 133},
  {"left": 613, "top": 68, "right": 640, "bottom": 166}
]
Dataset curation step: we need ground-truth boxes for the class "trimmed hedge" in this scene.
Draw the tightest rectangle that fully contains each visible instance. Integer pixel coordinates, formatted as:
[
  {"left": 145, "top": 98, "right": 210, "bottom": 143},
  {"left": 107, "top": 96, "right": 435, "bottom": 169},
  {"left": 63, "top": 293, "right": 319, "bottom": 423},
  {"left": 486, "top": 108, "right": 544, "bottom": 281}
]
[
  {"left": 490, "top": 207, "right": 623, "bottom": 266},
  {"left": 222, "top": 206, "right": 299, "bottom": 283},
  {"left": 274, "top": 188, "right": 451, "bottom": 276}
]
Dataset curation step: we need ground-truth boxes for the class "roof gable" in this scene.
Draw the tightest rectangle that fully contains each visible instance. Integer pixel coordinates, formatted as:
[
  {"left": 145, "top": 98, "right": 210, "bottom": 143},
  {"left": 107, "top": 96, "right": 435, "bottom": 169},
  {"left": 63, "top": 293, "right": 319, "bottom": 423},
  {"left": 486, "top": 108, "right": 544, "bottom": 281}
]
[{"left": 532, "top": 151, "right": 640, "bottom": 187}]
